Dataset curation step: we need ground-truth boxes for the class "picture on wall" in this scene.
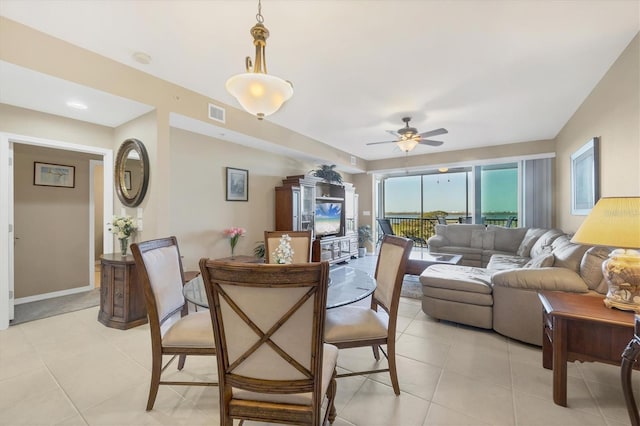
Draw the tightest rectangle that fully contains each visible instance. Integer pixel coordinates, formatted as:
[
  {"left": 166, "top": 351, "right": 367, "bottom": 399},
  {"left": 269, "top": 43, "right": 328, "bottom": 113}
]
[
  {"left": 570, "top": 137, "right": 600, "bottom": 215},
  {"left": 226, "top": 167, "right": 248, "bottom": 201},
  {"left": 33, "top": 162, "right": 75, "bottom": 188}
]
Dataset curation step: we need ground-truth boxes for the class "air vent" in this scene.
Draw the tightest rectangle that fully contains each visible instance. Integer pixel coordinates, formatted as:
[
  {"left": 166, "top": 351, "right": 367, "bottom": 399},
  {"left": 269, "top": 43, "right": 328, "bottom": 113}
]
[{"left": 208, "top": 103, "right": 226, "bottom": 123}]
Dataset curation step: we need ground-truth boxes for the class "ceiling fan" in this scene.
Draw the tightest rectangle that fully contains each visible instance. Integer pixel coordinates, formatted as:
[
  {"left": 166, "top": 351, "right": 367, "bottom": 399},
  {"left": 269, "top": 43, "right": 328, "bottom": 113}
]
[{"left": 366, "top": 117, "right": 448, "bottom": 152}]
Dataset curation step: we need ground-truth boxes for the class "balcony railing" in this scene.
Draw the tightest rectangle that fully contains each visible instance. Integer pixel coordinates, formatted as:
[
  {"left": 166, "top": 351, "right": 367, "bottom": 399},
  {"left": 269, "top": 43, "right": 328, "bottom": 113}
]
[{"left": 380, "top": 216, "right": 518, "bottom": 246}]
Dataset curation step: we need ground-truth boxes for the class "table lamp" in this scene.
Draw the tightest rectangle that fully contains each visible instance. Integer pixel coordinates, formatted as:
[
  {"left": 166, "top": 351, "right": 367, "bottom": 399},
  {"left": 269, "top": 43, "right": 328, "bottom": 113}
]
[{"left": 571, "top": 197, "right": 640, "bottom": 312}]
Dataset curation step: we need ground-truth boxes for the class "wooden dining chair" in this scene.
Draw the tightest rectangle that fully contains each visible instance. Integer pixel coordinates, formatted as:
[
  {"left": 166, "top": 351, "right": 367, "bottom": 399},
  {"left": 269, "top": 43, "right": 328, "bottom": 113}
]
[
  {"left": 199, "top": 259, "right": 338, "bottom": 426},
  {"left": 131, "top": 236, "right": 217, "bottom": 411},
  {"left": 264, "top": 230, "right": 312, "bottom": 263},
  {"left": 324, "top": 235, "right": 413, "bottom": 395}
]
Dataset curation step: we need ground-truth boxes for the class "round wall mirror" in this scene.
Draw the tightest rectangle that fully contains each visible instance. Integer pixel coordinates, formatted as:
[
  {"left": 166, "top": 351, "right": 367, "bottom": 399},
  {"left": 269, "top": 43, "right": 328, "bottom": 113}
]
[{"left": 115, "top": 138, "right": 150, "bottom": 207}]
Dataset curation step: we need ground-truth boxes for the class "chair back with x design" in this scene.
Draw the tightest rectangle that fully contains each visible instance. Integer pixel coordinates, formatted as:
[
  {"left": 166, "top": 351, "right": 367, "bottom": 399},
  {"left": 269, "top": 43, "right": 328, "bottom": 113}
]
[{"left": 199, "top": 259, "right": 338, "bottom": 426}]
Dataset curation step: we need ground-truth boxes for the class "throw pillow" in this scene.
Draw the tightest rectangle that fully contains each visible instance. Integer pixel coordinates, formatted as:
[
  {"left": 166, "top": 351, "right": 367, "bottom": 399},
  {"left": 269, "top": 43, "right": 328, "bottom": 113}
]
[{"left": 524, "top": 252, "right": 555, "bottom": 268}]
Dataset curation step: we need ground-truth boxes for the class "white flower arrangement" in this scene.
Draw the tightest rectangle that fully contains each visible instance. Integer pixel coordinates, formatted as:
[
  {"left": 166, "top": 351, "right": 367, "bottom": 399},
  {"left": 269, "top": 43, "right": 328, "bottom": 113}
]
[
  {"left": 108, "top": 215, "right": 136, "bottom": 240},
  {"left": 272, "top": 234, "right": 294, "bottom": 264}
]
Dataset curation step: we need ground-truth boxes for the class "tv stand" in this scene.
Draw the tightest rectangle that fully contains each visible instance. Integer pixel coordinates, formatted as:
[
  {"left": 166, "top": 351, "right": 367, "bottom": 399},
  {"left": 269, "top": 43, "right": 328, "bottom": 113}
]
[
  {"left": 313, "top": 235, "right": 357, "bottom": 265},
  {"left": 274, "top": 175, "right": 358, "bottom": 265}
]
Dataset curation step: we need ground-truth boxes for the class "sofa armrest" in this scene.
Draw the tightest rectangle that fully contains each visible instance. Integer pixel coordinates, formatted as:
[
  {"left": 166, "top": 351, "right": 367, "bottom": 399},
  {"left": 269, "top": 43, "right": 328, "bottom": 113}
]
[
  {"left": 492, "top": 267, "right": 589, "bottom": 293},
  {"left": 427, "top": 234, "right": 447, "bottom": 248}
]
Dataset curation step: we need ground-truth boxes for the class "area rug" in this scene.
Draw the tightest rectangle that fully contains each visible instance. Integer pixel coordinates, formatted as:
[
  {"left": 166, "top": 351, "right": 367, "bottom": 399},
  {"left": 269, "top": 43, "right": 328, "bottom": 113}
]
[
  {"left": 400, "top": 275, "right": 423, "bottom": 299},
  {"left": 11, "top": 288, "right": 100, "bottom": 325}
]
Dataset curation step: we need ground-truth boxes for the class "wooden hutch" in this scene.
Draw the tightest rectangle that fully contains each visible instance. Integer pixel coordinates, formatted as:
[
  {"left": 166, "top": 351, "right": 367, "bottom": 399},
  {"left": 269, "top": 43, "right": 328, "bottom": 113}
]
[{"left": 275, "top": 175, "right": 358, "bottom": 265}]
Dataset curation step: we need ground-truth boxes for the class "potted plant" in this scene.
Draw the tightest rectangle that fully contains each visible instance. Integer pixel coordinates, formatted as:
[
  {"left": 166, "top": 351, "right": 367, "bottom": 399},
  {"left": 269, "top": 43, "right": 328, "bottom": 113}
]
[
  {"left": 311, "top": 164, "right": 343, "bottom": 184},
  {"left": 358, "top": 225, "right": 373, "bottom": 257}
]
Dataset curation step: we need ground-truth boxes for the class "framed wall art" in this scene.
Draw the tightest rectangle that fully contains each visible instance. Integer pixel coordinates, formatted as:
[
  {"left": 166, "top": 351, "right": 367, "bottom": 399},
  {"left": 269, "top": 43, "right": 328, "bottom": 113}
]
[
  {"left": 33, "top": 162, "right": 75, "bottom": 188},
  {"left": 226, "top": 167, "right": 248, "bottom": 201},
  {"left": 570, "top": 137, "right": 600, "bottom": 215}
]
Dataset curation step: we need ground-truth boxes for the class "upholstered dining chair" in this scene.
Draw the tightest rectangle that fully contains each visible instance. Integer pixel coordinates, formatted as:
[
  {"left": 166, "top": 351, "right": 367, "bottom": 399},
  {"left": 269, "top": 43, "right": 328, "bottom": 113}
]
[
  {"left": 264, "top": 230, "right": 312, "bottom": 263},
  {"left": 324, "top": 235, "right": 413, "bottom": 395},
  {"left": 199, "top": 259, "right": 338, "bottom": 426},
  {"left": 130, "top": 236, "right": 217, "bottom": 411}
]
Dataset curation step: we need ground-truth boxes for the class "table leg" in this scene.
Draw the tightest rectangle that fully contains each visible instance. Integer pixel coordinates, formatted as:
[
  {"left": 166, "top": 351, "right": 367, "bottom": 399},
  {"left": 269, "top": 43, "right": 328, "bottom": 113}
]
[
  {"left": 542, "top": 312, "right": 552, "bottom": 370},
  {"left": 552, "top": 317, "right": 568, "bottom": 406},
  {"left": 621, "top": 338, "right": 640, "bottom": 426}
]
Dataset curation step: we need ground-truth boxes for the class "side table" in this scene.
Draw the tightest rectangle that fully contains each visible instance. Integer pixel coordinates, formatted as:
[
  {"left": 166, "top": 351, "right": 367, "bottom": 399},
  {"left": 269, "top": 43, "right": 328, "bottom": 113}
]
[
  {"left": 98, "top": 253, "right": 147, "bottom": 329},
  {"left": 538, "top": 291, "right": 635, "bottom": 406}
]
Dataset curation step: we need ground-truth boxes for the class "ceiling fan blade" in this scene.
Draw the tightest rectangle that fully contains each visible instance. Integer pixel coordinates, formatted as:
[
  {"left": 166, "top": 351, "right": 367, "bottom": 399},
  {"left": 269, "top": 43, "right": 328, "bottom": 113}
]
[
  {"left": 386, "top": 130, "right": 401, "bottom": 137},
  {"left": 418, "top": 139, "right": 444, "bottom": 147},
  {"left": 418, "top": 128, "right": 448, "bottom": 138},
  {"left": 366, "top": 140, "right": 399, "bottom": 146}
]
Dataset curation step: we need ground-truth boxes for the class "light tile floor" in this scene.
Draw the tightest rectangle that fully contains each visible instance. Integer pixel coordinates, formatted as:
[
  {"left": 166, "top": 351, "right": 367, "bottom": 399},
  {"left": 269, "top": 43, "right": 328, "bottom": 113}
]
[{"left": 1, "top": 255, "right": 637, "bottom": 425}]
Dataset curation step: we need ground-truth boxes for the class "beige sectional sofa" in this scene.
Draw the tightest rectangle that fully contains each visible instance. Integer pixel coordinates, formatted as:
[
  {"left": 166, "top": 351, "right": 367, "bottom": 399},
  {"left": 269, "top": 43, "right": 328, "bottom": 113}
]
[{"left": 421, "top": 224, "right": 610, "bottom": 345}]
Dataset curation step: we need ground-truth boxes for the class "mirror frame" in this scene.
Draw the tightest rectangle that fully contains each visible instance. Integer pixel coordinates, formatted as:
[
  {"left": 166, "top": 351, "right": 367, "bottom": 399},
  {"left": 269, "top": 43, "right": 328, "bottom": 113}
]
[{"left": 115, "top": 138, "right": 150, "bottom": 207}]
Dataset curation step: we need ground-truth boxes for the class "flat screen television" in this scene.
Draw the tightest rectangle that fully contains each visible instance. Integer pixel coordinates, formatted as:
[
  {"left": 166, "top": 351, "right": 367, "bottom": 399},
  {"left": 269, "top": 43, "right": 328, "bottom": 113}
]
[{"left": 315, "top": 202, "right": 342, "bottom": 237}]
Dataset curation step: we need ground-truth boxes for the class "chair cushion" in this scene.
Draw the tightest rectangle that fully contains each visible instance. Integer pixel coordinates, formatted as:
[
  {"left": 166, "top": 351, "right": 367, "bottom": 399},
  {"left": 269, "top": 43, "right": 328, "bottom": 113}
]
[
  {"left": 142, "top": 245, "right": 185, "bottom": 320},
  {"left": 162, "top": 311, "right": 215, "bottom": 348},
  {"left": 233, "top": 343, "right": 338, "bottom": 406},
  {"left": 324, "top": 306, "right": 388, "bottom": 343}
]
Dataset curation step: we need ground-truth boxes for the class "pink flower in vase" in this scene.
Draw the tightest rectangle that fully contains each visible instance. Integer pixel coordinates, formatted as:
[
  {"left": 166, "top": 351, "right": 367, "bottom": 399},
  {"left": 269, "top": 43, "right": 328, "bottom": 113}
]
[{"left": 223, "top": 227, "right": 246, "bottom": 257}]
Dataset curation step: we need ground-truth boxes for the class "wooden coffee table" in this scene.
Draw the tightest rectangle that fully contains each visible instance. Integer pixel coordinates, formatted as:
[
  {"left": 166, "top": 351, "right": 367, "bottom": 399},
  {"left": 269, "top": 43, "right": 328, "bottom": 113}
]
[
  {"left": 538, "top": 291, "right": 635, "bottom": 406},
  {"left": 405, "top": 252, "right": 462, "bottom": 276}
]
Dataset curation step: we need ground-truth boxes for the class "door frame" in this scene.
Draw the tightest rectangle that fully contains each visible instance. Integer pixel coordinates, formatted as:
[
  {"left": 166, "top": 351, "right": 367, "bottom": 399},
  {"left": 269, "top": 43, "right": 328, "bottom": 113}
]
[{"left": 0, "top": 132, "right": 113, "bottom": 330}]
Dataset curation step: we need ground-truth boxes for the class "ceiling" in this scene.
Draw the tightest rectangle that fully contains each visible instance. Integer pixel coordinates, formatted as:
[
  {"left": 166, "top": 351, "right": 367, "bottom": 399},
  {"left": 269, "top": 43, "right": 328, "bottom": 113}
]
[{"left": 0, "top": 0, "right": 638, "bottom": 162}]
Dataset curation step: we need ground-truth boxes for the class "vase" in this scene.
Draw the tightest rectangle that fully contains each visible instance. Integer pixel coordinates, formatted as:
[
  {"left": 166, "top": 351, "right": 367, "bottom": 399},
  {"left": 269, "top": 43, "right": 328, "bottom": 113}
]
[
  {"left": 119, "top": 238, "right": 129, "bottom": 257},
  {"left": 230, "top": 245, "right": 235, "bottom": 259}
]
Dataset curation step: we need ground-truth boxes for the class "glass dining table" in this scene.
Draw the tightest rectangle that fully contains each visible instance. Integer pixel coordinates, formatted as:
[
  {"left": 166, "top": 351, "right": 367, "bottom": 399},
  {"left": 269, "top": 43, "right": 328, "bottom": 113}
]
[{"left": 183, "top": 265, "right": 376, "bottom": 309}]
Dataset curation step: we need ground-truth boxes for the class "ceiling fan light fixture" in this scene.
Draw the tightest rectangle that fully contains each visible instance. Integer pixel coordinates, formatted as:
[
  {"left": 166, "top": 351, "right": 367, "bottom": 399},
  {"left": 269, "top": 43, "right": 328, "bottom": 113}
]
[
  {"left": 226, "top": 0, "right": 293, "bottom": 120},
  {"left": 397, "top": 139, "right": 419, "bottom": 152}
]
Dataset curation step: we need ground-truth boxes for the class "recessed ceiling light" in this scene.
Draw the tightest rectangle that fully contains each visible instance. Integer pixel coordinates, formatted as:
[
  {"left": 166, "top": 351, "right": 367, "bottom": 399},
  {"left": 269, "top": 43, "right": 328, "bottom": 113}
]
[
  {"left": 438, "top": 167, "right": 449, "bottom": 173},
  {"left": 66, "top": 101, "right": 88, "bottom": 110},
  {"left": 132, "top": 51, "right": 152, "bottom": 65}
]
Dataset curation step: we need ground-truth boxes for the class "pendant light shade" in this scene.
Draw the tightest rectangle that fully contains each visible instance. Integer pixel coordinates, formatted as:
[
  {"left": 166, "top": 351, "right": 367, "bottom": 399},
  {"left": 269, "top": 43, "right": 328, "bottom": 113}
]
[{"left": 226, "top": 72, "right": 293, "bottom": 120}]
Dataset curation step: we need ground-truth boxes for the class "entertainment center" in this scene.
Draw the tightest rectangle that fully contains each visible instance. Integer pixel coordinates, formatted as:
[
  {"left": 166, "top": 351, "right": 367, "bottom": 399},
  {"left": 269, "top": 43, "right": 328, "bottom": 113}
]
[{"left": 275, "top": 175, "right": 358, "bottom": 265}]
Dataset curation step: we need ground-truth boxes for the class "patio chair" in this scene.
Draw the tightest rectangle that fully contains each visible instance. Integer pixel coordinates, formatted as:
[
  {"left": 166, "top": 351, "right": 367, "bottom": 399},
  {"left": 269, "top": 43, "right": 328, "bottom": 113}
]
[{"left": 376, "top": 218, "right": 395, "bottom": 246}]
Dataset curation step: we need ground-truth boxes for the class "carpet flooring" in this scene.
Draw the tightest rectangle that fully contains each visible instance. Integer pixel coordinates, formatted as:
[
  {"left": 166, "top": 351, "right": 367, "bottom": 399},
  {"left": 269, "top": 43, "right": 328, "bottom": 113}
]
[{"left": 11, "top": 289, "right": 100, "bottom": 325}]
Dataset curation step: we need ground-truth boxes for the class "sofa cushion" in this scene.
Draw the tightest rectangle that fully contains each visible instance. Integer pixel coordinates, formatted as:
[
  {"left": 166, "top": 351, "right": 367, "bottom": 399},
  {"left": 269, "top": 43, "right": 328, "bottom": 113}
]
[
  {"left": 491, "top": 267, "right": 590, "bottom": 292},
  {"left": 486, "top": 225, "right": 528, "bottom": 253},
  {"left": 440, "top": 224, "right": 486, "bottom": 247},
  {"left": 552, "top": 236, "right": 591, "bottom": 272},
  {"left": 524, "top": 252, "right": 555, "bottom": 268},
  {"left": 517, "top": 228, "right": 547, "bottom": 257},
  {"left": 419, "top": 264, "right": 493, "bottom": 293},
  {"left": 530, "top": 229, "right": 564, "bottom": 258},
  {"left": 471, "top": 229, "right": 495, "bottom": 249},
  {"left": 487, "top": 254, "right": 529, "bottom": 271},
  {"left": 580, "top": 246, "right": 610, "bottom": 293}
]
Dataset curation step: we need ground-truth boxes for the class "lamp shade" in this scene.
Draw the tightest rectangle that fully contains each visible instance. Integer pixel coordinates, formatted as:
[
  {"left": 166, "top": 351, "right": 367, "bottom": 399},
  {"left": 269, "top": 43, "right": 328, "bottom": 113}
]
[
  {"left": 226, "top": 72, "right": 293, "bottom": 119},
  {"left": 571, "top": 197, "right": 640, "bottom": 249},
  {"left": 396, "top": 139, "right": 419, "bottom": 152}
]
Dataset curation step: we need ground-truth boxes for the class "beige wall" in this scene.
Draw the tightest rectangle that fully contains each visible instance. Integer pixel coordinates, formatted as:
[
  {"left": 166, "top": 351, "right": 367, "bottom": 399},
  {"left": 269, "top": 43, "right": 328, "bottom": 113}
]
[
  {"left": 555, "top": 33, "right": 640, "bottom": 233},
  {"left": 13, "top": 144, "right": 101, "bottom": 298},
  {"left": 169, "top": 127, "right": 340, "bottom": 270}
]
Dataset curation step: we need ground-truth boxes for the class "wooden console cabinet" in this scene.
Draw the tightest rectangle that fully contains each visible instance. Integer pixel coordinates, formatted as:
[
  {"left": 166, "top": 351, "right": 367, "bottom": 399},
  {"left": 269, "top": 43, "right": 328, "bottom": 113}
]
[{"left": 98, "top": 253, "right": 147, "bottom": 329}]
